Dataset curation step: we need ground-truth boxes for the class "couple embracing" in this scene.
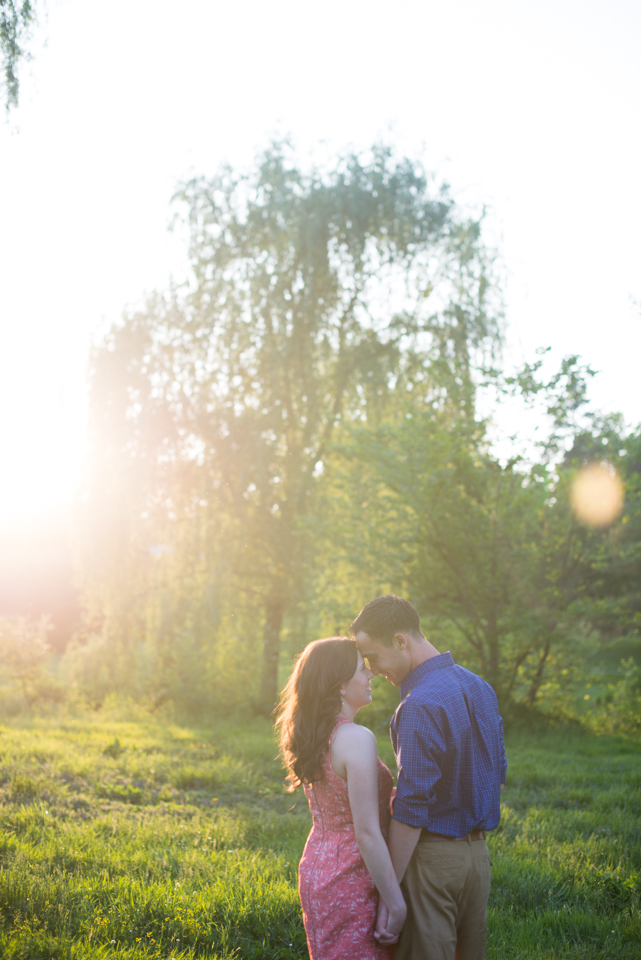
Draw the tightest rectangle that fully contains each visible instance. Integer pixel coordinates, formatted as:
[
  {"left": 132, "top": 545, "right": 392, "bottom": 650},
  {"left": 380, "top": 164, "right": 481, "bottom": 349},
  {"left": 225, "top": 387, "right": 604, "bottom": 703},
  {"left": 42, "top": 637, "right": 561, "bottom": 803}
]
[{"left": 276, "top": 595, "right": 507, "bottom": 960}]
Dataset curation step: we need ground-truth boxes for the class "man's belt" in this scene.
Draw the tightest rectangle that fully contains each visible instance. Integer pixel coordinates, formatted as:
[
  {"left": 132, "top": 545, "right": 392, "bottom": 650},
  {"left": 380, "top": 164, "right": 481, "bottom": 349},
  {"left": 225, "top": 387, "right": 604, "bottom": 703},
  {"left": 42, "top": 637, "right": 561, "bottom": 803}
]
[{"left": 420, "top": 829, "right": 486, "bottom": 842}]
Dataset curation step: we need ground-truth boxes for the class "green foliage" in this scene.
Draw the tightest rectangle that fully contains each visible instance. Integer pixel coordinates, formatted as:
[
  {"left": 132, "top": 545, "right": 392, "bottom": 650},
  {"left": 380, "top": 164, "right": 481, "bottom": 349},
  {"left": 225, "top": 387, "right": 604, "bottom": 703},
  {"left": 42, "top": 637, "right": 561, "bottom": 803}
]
[
  {"left": 589, "top": 659, "right": 641, "bottom": 736},
  {"left": 563, "top": 420, "right": 641, "bottom": 640},
  {"left": 0, "top": 716, "right": 639, "bottom": 958},
  {"left": 0, "top": 616, "right": 63, "bottom": 710},
  {"left": 316, "top": 358, "right": 641, "bottom": 714},
  {"left": 0, "top": 0, "right": 34, "bottom": 110}
]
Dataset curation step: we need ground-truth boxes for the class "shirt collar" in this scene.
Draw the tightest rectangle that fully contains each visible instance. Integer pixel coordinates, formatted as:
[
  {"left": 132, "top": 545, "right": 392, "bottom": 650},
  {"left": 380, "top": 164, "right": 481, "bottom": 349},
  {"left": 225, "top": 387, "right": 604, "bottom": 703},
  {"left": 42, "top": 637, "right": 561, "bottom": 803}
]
[{"left": 400, "top": 651, "right": 455, "bottom": 701}]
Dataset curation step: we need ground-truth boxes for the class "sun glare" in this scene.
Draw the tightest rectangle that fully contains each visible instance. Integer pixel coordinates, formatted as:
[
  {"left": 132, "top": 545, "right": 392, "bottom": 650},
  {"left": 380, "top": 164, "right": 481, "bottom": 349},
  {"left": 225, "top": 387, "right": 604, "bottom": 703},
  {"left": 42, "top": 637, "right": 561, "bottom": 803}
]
[
  {"left": 570, "top": 463, "right": 624, "bottom": 528},
  {"left": 0, "top": 393, "right": 86, "bottom": 522}
]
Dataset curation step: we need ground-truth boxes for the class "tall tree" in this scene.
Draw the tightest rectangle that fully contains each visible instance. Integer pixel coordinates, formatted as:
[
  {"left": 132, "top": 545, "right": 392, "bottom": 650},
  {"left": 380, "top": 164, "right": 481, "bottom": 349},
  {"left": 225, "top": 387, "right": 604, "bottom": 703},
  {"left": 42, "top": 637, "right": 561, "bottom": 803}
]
[{"left": 82, "top": 143, "right": 500, "bottom": 710}]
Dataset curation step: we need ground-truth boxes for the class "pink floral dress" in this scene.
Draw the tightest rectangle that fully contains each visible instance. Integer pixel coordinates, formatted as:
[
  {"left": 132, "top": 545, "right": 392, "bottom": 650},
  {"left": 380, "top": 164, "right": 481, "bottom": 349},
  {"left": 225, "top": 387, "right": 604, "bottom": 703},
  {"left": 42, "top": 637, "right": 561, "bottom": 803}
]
[{"left": 299, "top": 716, "right": 395, "bottom": 960}]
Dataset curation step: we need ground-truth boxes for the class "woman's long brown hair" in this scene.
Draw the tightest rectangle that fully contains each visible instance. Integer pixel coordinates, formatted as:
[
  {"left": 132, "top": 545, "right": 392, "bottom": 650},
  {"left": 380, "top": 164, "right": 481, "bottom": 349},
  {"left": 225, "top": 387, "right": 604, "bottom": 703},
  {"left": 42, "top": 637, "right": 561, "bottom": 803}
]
[{"left": 275, "top": 637, "right": 358, "bottom": 791}]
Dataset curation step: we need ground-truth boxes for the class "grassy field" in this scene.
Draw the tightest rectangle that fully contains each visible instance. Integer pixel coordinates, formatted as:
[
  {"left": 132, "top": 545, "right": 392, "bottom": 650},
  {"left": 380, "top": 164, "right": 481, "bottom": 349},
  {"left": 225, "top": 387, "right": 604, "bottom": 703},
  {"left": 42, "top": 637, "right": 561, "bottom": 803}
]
[{"left": 0, "top": 711, "right": 639, "bottom": 959}]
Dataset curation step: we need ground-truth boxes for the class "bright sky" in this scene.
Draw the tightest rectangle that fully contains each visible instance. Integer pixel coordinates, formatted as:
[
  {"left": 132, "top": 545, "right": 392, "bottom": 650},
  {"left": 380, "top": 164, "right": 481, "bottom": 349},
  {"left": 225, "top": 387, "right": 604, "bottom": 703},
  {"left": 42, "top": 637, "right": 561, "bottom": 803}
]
[{"left": 1, "top": 0, "right": 640, "bottom": 521}]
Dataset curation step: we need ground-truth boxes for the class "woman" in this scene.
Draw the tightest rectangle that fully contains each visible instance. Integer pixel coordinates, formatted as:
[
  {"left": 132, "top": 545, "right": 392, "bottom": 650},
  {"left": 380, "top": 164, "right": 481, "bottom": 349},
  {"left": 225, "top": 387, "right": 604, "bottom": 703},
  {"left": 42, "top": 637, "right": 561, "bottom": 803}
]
[{"left": 276, "top": 637, "right": 406, "bottom": 959}]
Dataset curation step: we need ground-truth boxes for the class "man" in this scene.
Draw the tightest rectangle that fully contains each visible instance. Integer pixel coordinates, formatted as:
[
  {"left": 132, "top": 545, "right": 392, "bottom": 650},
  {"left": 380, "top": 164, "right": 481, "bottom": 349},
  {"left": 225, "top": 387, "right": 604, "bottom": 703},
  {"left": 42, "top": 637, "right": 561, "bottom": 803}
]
[{"left": 350, "top": 594, "right": 506, "bottom": 960}]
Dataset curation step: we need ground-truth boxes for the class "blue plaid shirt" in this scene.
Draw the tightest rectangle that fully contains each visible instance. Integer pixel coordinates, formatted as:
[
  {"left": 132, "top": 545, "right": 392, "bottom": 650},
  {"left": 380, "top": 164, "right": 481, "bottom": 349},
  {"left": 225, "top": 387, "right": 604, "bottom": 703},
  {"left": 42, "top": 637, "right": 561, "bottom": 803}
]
[{"left": 390, "top": 652, "right": 507, "bottom": 835}]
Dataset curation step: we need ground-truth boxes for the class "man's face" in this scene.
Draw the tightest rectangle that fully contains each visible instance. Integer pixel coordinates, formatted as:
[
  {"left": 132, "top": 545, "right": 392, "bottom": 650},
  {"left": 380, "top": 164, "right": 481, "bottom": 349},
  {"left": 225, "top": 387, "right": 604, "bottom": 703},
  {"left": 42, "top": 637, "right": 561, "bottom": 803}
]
[{"left": 354, "top": 631, "right": 412, "bottom": 687}]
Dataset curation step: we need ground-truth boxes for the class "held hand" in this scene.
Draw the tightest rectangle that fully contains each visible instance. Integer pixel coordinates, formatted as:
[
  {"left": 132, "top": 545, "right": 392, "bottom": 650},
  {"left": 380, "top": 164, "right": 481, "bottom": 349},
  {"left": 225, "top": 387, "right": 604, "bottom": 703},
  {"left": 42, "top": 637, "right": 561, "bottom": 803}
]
[
  {"left": 374, "top": 901, "right": 389, "bottom": 941},
  {"left": 385, "top": 901, "right": 407, "bottom": 940},
  {"left": 374, "top": 899, "right": 406, "bottom": 945},
  {"left": 389, "top": 786, "right": 397, "bottom": 816}
]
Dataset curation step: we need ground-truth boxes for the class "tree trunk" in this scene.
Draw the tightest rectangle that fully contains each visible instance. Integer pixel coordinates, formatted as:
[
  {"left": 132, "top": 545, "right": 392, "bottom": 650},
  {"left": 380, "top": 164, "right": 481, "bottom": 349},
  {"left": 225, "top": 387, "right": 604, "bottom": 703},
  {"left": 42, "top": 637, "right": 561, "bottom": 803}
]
[
  {"left": 486, "top": 605, "right": 500, "bottom": 693},
  {"left": 258, "top": 593, "right": 286, "bottom": 714},
  {"left": 526, "top": 638, "right": 552, "bottom": 705}
]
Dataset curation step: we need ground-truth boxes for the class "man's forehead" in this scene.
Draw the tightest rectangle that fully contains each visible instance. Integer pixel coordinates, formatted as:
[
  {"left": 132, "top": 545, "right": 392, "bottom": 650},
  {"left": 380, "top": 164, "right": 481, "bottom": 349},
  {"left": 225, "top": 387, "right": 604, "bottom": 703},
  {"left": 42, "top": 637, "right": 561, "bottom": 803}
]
[{"left": 354, "top": 631, "right": 387, "bottom": 655}]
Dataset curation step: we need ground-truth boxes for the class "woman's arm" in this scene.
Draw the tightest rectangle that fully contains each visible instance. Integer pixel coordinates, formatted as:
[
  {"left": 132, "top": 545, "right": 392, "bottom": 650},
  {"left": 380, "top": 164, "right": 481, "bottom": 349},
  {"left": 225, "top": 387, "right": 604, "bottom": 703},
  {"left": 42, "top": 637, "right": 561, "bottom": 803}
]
[{"left": 331, "top": 724, "right": 406, "bottom": 938}]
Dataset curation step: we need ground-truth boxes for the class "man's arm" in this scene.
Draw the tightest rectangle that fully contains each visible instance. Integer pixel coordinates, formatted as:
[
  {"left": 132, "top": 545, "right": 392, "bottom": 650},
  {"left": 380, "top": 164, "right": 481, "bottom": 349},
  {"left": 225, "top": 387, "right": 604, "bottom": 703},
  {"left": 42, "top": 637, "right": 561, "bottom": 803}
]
[
  {"left": 376, "top": 700, "right": 443, "bottom": 939},
  {"left": 391, "top": 700, "right": 444, "bottom": 829},
  {"left": 388, "top": 816, "right": 422, "bottom": 882}
]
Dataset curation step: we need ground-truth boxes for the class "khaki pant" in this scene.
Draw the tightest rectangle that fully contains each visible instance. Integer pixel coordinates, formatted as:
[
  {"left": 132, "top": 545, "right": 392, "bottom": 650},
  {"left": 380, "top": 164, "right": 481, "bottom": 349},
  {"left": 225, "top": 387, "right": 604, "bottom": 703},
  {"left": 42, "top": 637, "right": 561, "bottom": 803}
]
[{"left": 395, "top": 836, "right": 491, "bottom": 960}]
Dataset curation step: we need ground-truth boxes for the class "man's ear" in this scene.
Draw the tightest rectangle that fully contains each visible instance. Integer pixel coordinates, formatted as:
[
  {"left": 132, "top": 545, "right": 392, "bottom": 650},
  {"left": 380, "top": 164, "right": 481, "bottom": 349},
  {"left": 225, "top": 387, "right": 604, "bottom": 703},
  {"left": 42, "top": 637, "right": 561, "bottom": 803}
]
[{"left": 393, "top": 633, "right": 408, "bottom": 651}]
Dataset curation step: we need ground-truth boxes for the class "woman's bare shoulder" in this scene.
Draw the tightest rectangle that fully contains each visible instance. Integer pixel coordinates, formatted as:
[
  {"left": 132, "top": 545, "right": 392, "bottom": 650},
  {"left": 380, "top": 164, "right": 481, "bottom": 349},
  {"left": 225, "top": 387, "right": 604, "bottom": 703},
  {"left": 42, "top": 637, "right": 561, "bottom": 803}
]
[
  {"left": 331, "top": 722, "right": 378, "bottom": 779},
  {"left": 333, "top": 721, "right": 377, "bottom": 750}
]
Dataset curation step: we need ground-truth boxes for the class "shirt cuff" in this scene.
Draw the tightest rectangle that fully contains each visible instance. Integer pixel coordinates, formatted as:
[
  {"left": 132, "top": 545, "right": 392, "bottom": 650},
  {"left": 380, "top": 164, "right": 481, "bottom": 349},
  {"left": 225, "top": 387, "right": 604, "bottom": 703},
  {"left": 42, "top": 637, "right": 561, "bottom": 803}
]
[{"left": 390, "top": 798, "right": 429, "bottom": 829}]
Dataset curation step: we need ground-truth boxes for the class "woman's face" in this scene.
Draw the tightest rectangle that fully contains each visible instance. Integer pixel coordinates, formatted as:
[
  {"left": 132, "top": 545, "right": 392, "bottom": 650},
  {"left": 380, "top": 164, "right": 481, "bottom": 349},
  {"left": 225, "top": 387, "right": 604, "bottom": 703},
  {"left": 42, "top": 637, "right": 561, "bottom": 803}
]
[{"left": 340, "top": 650, "right": 374, "bottom": 712}]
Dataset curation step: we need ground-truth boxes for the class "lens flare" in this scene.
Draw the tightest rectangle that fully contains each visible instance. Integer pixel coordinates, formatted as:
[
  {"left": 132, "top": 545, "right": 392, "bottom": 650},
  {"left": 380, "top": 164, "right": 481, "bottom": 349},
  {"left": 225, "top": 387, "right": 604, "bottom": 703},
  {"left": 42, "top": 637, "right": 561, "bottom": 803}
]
[{"left": 571, "top": 463, "right": 624, "bottom": 527}]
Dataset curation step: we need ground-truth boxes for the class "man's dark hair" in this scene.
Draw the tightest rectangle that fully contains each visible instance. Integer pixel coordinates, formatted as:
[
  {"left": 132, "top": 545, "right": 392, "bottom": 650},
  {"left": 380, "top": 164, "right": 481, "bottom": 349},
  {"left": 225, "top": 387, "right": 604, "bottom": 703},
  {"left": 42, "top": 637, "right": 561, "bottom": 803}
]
[{"left": 349, "top": 595, "right": 422, "bottom": 647}]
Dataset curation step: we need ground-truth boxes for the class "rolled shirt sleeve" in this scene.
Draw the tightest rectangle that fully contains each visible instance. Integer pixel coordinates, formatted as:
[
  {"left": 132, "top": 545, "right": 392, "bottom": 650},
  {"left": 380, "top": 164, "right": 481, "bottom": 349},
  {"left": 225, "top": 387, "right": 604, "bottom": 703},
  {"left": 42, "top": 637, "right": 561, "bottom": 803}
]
[{"left": 392, "top": 700, "right": 446, "bottom": 829}]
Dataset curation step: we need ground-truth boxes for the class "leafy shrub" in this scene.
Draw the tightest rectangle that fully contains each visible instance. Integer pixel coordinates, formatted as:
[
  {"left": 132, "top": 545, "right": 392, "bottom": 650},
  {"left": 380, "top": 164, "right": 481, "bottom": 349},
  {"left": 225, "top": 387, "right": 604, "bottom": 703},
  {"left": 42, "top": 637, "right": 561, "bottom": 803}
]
[
  {"left": 593, "top": 658, "right": 641, "bottom": 736},
  {"left": 103, "top": 737, "right": 124, "bottom": 758},
  {"left": 0, "top": 617, "right": 55, "bottom": 708}
]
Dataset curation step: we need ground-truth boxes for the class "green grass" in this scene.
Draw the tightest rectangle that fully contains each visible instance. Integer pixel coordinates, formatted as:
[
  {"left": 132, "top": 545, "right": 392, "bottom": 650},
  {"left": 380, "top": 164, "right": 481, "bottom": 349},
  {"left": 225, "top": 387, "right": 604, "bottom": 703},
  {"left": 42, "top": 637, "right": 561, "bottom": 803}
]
[
  {"left": 0, "top": 715, "right": 639, "bottom": 958},
  {"left": 487, "top": 728, "right": 640, "bottom": 958}
]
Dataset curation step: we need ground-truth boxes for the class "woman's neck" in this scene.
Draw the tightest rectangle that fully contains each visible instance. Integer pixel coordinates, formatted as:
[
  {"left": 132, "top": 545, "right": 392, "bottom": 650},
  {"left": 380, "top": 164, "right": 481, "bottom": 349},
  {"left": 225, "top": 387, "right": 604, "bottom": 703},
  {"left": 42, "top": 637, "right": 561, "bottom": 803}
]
[{"left": 339, "top": 704, "right": 357, "bottom": 722}]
